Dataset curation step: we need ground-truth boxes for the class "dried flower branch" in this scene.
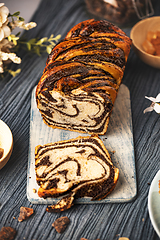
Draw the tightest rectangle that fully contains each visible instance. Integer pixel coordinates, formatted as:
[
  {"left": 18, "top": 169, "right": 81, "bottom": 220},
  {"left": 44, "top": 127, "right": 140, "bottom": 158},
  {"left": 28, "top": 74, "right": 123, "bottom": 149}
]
[
  {"left": 16, "top": 34, "right": 61, "bottom": 56},
  {"left": 0, "top": 3, "right": 61, "bottom": 77}
]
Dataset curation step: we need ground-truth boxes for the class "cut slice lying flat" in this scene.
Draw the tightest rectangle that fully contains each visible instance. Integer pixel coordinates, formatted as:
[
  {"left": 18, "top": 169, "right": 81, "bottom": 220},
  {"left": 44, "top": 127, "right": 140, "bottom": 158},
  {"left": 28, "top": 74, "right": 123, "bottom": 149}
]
[{"left": 35, "top": 135, "right": 119, "bottom": 212}]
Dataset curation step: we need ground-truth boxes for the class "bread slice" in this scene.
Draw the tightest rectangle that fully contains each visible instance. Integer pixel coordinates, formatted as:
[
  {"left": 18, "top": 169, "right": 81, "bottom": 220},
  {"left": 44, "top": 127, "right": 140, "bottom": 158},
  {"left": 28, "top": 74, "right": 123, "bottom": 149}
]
[
  {"left": 35, "top": 135, "right": 119, "bottom": 212},
  {"left": 36, "top": 19, "right": 131, "bottom": 135}
]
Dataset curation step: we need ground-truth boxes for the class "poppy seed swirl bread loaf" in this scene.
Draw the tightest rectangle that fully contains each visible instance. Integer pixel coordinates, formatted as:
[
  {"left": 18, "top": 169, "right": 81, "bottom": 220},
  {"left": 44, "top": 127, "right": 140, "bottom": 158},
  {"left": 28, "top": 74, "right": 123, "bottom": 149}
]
[
  {"left": 35, "top": 135, "right": 119, "bottom": 212},
  {"left": 36, "top": 19, "right": 132, "bottom": 135}
]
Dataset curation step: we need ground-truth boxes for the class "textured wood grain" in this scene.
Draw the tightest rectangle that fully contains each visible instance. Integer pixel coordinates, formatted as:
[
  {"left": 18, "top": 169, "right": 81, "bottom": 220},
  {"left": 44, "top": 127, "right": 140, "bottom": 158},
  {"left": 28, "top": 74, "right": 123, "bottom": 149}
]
[{"left": 0, "top": 0, "right": 160, "bottom": 239}]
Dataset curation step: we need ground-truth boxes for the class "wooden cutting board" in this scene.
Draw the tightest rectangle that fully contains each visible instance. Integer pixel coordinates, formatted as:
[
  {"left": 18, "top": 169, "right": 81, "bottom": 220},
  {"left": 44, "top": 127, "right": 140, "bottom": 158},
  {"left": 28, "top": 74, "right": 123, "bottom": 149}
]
[{"left": 27, "top": 84, "right": 137, "bottom": 204}]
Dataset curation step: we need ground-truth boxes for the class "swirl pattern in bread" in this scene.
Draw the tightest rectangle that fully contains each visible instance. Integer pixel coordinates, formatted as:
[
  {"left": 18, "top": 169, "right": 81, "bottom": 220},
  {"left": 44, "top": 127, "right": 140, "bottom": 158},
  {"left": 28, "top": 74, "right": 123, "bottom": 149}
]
[
  {"left": 35, "top": 135, "right": 119, "bottom": 212},
  {"left": 36, "top": 19, "right": 132, "bottom": 134}
]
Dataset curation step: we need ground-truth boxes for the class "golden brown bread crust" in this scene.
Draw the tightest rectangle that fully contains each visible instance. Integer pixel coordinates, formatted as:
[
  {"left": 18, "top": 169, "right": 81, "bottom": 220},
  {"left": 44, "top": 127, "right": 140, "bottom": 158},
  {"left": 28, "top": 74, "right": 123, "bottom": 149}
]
[
  {"left": 36, "top": 19, "right": 132, "bottom": 135},
  {"left": 64, "top": 19, "right": 131, "bottom": 61}
]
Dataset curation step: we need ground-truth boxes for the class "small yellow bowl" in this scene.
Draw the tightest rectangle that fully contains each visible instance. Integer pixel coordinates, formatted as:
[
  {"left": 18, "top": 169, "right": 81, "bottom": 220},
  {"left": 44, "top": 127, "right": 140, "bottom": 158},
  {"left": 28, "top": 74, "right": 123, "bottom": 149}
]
[
  {"left": 130, "top": 16, "right": 160, "bottom": 68},
  {"left": 0, "top": 120, "right": 13, "bottom": 170}
]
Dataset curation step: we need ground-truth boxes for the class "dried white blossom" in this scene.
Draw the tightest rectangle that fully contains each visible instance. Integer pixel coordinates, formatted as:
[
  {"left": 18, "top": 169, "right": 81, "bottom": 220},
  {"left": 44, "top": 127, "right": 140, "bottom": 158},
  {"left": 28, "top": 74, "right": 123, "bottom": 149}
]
[
  {"left": 0, "top": 38, "right": 14, "bottom": 52},
  {"left": 0, "top": 59, "right": 3, "bottom": 73},
  {"left": 0, "top": 22, "right": 11, "bottom": 41},
  {"left": 0, "top": 4, "right": 11, "bottom": 41},
  {"left": 0, "top": 3, "right": 9, "bottom": 27},
  {"left": 0, "top": 3, "right": 60, "bottom": 77},
  {"left": 10, "top": 20, "right": 37, "bottom": 31},
  {"left": 144, "top": 93, "right": 160, "bottom": 114},
  {"left": 0, "top": 51, "right": 21, "bottom": 63},
  {"left": 0, "top": 3, "right": 37, "bottom": 76}
]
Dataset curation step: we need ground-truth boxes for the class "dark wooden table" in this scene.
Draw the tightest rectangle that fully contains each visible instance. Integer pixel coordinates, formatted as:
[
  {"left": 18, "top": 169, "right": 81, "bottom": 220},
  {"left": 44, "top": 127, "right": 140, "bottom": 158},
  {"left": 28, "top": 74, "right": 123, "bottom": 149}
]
[{"left": 0, "top": 0, "right": 160, "bottom": 239}]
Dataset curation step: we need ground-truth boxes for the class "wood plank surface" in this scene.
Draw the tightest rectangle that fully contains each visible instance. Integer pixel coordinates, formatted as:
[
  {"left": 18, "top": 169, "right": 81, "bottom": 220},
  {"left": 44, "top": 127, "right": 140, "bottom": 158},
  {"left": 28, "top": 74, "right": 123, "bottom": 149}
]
[{"left": 27, "top": 84, "right": 137, "bottom": 204}]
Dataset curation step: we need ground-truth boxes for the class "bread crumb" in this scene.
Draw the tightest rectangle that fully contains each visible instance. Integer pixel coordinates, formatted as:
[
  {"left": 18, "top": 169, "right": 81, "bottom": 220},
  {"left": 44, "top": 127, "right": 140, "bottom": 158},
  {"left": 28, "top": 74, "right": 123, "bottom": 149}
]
[
  {"left": 18, "top": 207, "right": 34, "bottom": 222},
  {"left": 119, "top": 238, "right": 130, "bottom": 240},
  {"left": 52, "top": 216, "right": 70, "bottom": 233},
  {"left": 0, "top": 226, "right": 16, "bottom": 240},
  {"left": 33, "top": 188, "right": 37, "bottom": 193},
  {"left": 80, "top": 238, "right": 100, "bottom": 240}
]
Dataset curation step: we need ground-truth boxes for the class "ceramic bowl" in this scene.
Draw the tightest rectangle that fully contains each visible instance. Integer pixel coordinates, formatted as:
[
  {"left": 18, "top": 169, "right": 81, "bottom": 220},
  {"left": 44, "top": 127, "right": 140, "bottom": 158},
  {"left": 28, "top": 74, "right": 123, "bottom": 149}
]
[
  {"left": 148, "top": 170, "right": 160, "bottom": 238},
  {"left": 130, "top": 16, "right": 160, "bottom": 68},
  {"left": 0, "top": 120, "right": 13, "bottom": 170}
]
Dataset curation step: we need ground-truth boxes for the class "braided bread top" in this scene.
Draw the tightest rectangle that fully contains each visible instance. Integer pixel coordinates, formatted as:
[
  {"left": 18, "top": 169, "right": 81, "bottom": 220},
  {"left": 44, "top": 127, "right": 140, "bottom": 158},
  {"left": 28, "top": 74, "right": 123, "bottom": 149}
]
[
  {"left": 36, "top": 19, "right": 132, "bottom": 135},
  {"left": 36, "top": 19, "right": 131, "bottom": 95}
]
